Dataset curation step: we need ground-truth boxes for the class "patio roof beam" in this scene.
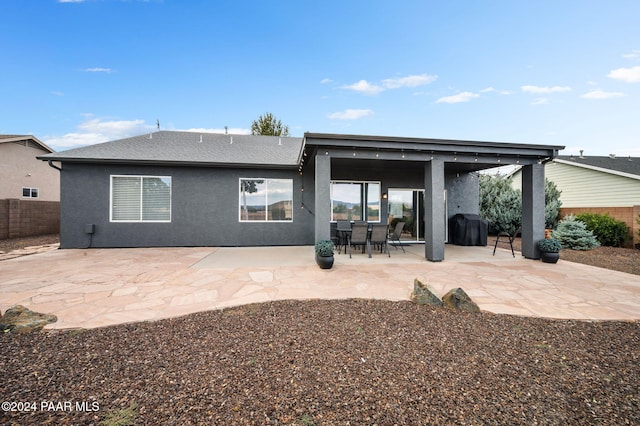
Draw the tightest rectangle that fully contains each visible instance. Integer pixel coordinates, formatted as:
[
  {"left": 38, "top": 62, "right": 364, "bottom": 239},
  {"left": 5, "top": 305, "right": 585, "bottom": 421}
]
[{"left": 320, "top": 148, "right": 548, "bottom": 166}]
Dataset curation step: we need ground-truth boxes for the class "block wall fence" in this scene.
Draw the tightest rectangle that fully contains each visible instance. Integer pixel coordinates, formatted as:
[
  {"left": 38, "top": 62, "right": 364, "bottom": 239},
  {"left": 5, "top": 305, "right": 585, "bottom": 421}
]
[
  {"left": 560, "top": 206, "right": 640, "bottom": 248},
  {"left": 0, "top": 199, "right": 60, "bottom": 239}
]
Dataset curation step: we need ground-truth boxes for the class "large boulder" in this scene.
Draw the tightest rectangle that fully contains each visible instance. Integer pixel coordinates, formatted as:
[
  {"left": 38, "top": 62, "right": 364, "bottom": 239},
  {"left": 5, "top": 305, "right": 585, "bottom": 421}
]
[
  {"left": 0, "top": 305, "right": 57, "bottom": 333},
  {"left": 442, "top": 288, "right": 480, "bottom": 313},
  {"left": 410, "top": 278, "right": 443, "bottom": 306}
]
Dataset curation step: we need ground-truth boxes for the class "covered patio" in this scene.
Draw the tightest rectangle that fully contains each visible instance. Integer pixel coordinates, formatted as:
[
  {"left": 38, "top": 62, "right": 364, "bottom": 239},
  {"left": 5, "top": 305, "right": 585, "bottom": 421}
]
[{"left": 303, "top": 133, "right": 564, "bottom": 261}]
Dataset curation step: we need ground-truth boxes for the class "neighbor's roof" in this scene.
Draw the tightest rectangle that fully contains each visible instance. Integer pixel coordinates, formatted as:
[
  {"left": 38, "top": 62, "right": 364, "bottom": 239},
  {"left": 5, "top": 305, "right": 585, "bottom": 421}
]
[
  {"left": 555, "top": 155, "right": 640, "bottom": 179},
  {"left": 0, "top": 134, "right": 55, "bottom": 153},
  {"left": 38, "top": 131, "right": 304, "bottom": 168}
]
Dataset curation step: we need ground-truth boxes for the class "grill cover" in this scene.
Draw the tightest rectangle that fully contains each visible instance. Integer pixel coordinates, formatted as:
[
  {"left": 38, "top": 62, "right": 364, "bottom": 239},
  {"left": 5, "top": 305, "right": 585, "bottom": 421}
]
[{"left": 449, "top": 213, "right": 488, "bottom": 246}]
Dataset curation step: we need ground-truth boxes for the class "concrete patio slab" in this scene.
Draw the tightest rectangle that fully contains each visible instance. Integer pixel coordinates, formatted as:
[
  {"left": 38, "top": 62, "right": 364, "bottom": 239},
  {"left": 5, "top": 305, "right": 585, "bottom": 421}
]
[{"left": 0, "top": 244, "right": 639, "bottom": 329}]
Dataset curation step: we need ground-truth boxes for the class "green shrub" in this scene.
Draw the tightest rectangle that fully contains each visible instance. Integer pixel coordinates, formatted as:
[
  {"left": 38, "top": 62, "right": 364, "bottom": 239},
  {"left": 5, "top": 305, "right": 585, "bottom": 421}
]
[
  {"left": 314, "top": 240, "right": 334, "bottom": 256},
  {"left": 553, "top": 215, "right": 600, "bottom": 250},
  {"left": 575, "top": 212, "right": 629, "bottom": 247},
  {"left": 479, "top": 175, "right": 521, "bottom": 235},
  {"left": 538, "top": 238, "right": 562, "bottom": 252},
  {"left": 479, "top": 175, "right": 562, "bottom": 234},
  {"left": 544, "top": 179, "right": 562, "bottom": 229}
]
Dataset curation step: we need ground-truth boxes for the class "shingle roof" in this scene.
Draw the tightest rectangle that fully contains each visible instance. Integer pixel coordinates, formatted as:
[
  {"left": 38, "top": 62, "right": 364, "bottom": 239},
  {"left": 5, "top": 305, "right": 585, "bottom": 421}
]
[
  {"left": 0, "top": 134, "right": 55, "bottom": 153},
  {"left": 556, "top": 155, "right": 640, "bottom": 177},
  {"left": 38, "top": 131, "right": 304, "bottom": 168}
]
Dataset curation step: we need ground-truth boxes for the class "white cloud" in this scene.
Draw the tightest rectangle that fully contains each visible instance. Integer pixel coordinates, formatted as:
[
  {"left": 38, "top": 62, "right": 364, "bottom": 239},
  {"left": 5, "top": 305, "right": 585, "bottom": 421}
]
[
  {"left": 58, "top": 0, "right": 86, "bottom": 3},
  {"left": 608, "top": 66, "right": 640, "bottom": 83},
  {"left": 521, "top": 85, "right": 572, "bottom": 94},
  {"left": 622, "top": 50, "right": 640, "bottom": 60},
  {"left": 327, "top": 109, "right": 374, "bottom": 120},
  {"left": 340, "top": 80, "right": 384, "bottom": 95},
  {"left": 84, "top": 67, "right": 114, "bottom": 73},
  {"left": 480, "top": 87, "right": 495, "bottom": 93},
  {"left": 581, "top": 90, "right": 625, "bottom": 99},
  {"left": 435, "top": 92, "right": 479, "bottom": 104},
  {"left": 44, "top": 117, "right": 153, "bottom": 150},
  {"left": 340, "top": 74, "right": 437, "bottom": 95},
  {"left": 320, "top": 78, "right": 333, "bottom": 84},
  {"left": 382, "top": 73, "right": 437, "bottom": 89}
]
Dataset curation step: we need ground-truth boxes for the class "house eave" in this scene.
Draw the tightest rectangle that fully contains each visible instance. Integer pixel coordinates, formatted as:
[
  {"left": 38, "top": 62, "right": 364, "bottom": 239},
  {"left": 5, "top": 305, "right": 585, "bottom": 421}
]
[
  {"left": 36, "top": 156, "right": 299, "bottom": 170},
  {"left": 303, "top": 132, "right": 564, "bottom": 158}
]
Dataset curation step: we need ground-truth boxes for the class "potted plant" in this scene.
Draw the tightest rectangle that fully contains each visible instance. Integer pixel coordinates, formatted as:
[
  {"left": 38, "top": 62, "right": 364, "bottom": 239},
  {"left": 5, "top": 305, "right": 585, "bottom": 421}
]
[
  {"left": 538, "top": 238, "right": 561, "bottom": 263},
  {"left": 314, "top": 240, "right": 335, "bottom": 269}
]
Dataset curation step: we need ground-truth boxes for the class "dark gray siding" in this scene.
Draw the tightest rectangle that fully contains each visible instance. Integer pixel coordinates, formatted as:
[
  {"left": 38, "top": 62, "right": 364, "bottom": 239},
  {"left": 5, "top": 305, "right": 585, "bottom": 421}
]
[{"left": 59, "top": 163, "right": 314, "bottom": 248}]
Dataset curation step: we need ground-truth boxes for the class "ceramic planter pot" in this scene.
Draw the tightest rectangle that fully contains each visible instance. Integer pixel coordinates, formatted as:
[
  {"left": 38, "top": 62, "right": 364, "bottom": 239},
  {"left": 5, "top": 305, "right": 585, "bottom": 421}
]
[
  {"left": 540, "top": 251, "right": 560, "bottom": 264},
  {"left": 315, "top": 253, "right": 334, "bottom": 269}
]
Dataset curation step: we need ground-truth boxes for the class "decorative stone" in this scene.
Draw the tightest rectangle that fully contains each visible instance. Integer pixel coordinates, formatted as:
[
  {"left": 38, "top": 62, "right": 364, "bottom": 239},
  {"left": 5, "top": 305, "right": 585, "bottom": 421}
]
[
  {"left": 0, "top": 305, "right": 57, "bottom": 333},
  {"left": 442, "top": 288, "right": 480, "bottom": 313},
  {"left": 410, "top": 278, "right": 443, "bottom": 306}
]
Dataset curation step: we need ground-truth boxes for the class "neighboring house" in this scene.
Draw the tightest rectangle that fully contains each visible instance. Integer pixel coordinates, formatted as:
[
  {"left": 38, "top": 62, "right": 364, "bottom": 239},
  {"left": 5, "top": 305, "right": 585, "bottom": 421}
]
[
  {"left": 38, "top": 131, "right": 563, "bottom": 261},
  {"left": 0, "top": 135, "right": 60, "bottom": 239},
  {"left": 0, "top": 135, "right": 59, "bottom": 201},
  {"left": 510, "top": 155, "right": 640, "bottom": 247}
]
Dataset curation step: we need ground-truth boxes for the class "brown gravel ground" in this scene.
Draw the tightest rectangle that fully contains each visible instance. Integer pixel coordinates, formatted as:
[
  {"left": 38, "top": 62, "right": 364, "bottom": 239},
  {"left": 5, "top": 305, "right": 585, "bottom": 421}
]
[
  {"left": 1, "top": 235, "right": 639, "bottom": 425},
  {"left": 1, "top": 300, "right": 639, "bottom": 425}
]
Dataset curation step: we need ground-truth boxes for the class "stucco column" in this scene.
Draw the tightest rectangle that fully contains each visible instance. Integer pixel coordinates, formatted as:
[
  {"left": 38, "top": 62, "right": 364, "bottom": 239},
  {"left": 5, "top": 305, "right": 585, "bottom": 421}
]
[
  {"left": 521, "top": 163, "right": 545, "bottom": 259},
  {"left": 424, "top": 159, "right": 445, "bottom": 261},
  {"left": 314, "top": 154, "right": 332, "bottom": 243}
]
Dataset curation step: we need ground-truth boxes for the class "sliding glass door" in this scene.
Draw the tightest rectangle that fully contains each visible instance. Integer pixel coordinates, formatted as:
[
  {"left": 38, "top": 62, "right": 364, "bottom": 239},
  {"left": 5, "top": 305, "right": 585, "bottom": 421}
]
[
  {"left": 388, "top": 189, "right": 448, "bottom": 243},
  {"left": 388, "top": 189, "right": 425, "bottom": 242}
]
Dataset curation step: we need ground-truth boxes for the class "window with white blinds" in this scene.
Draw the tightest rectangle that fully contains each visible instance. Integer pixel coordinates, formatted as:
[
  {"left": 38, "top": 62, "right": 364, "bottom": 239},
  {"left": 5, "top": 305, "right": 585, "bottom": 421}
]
[{"left": 110, "top": 176, "right": 172, "bottom": 222}]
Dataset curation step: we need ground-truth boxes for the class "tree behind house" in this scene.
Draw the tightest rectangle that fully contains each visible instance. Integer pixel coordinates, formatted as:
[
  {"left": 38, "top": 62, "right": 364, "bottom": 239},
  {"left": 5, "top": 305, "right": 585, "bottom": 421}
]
[{"left": 251, "top": 112, "right": 290, "bottom": 136}]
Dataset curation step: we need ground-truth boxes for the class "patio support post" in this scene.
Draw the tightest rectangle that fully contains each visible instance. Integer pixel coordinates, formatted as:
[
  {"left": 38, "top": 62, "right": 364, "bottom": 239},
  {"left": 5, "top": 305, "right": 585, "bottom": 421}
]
[
  {"left": 424, "top": 159, "right": 445, "bottom": 261},
  {"left": 521, "top": 163, "right": 545, "bottom": 259},
  {"left": 314, "top": 154, "right": 332, "bottom": 243}
]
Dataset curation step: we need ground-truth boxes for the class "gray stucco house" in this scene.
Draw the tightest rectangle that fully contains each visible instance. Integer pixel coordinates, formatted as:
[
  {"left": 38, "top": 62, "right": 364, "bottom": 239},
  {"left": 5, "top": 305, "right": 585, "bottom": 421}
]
[{"left": 39, "top": 131, "right": 564, "bottom": 261}]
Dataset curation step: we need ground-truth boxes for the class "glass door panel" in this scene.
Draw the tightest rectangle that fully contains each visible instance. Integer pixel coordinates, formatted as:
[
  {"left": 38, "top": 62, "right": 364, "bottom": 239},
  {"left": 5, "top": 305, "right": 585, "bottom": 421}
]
[{"left": 388, "top": 189, "right": 425, "bottom": 242}]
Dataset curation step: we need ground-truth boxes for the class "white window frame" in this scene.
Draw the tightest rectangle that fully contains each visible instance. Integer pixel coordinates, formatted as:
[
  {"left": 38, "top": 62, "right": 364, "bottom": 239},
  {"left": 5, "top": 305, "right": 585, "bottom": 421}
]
[
  {"left": 110, "top": 175, "right": 172, "bottom": 223},
  {"left": 22, "top": 187, "right": 39, "bottom": 198},
  {"left": 238, "top": 178, "right": 293, "bottom": 222}
]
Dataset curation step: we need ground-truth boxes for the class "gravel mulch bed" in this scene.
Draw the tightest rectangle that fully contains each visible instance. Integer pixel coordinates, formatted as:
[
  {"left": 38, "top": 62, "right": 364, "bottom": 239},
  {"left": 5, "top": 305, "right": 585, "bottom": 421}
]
[
  {"left": 1, "top": 299, "right": 639, "bottom": 425},
  {"left": 0, "top": 234, "right": 59, "bottom": 254}
]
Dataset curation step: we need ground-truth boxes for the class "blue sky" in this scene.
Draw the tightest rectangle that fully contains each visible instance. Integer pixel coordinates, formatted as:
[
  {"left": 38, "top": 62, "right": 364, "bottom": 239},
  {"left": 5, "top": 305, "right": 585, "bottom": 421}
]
[{"left": 2, "top": 1, "right": 639, "bottom": 156}]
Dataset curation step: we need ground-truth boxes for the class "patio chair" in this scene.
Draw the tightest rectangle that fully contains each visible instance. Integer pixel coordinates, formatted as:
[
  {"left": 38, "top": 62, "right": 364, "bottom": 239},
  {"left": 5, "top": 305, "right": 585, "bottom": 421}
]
[
  {"left": 335, "top": 220, "right": 352, "bottom": 254},
  {"left": 369, "top": 224, "right": 390, "bottom": 257},
  {"left": 492, "top": 227, "right": 521, "bottom": 257},
  {"left": 348, "top": 223, "right": 369, "bottom": 258},
  {"left": 388, "top": 221, "right": 405, "bottom": 253}
]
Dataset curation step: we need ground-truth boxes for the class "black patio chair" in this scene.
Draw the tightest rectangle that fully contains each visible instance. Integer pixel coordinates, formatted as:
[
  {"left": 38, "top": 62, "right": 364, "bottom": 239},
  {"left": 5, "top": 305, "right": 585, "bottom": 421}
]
[
  {"left": 388, "top": 221, "right": 406, "bottom": 253},
  {"left": 348, "top": 223, "right": 369, "bottom": 258},
  {"left": 335, "top": 220, "right": 352, "bottom": 254},
  {"left": 369, "top": 224, "right": 390, "bottom": 257},
  {"left": 492, "top": 227, "right": 521, "bottom": 257}
]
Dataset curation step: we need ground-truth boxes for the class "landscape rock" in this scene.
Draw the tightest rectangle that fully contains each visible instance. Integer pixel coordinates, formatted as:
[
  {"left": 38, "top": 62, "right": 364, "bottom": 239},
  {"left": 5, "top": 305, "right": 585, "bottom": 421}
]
[
  {"left": 442, "top": 288, "right": 480, "bottom": 313},
  {"left": 0, "top": 305, "right": 57, "bottom": 333},
  {"left": 410, "top": 278, "right": 443, "bottom": 306}
]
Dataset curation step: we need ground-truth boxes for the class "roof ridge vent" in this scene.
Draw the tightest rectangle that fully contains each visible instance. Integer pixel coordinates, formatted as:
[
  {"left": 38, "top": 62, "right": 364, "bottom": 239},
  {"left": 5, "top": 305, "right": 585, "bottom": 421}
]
[
  {"left": 609, "top": 153, "right": 616, "bottom": 159},
  {"left": 230, "top": 136, "right": 233, "bottom": 144},
  {"left": 149, "top": 133, "right": 153, "bottom": 139},
  {"left": 629, "top": 155, "right": 632, "bottom": 161},
  {"left": 278, "top": 137, "right": 282, "bottom": 146},
  {"left": 199, "top": 135, "right": 203, "bottom": 143},
  {"left": 579, "top": 149, "right": 584, "bottom": 158}
]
